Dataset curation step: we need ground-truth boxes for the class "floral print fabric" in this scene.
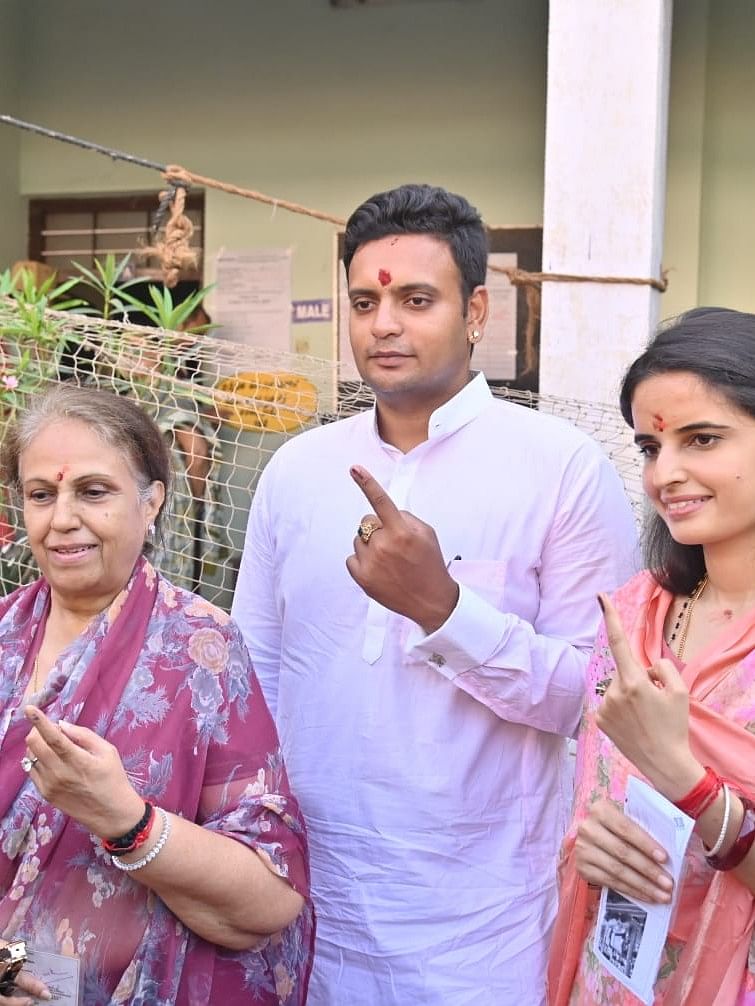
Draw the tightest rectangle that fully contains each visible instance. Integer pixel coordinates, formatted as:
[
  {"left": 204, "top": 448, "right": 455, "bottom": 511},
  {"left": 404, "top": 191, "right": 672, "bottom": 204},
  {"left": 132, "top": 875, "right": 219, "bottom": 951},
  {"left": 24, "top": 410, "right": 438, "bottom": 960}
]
[
  {"left": 549, "top": 571, "right": 755, "bottom": 1006},
  {"left": 0, "top": 558, "right": 313, "bottom": 1005}
]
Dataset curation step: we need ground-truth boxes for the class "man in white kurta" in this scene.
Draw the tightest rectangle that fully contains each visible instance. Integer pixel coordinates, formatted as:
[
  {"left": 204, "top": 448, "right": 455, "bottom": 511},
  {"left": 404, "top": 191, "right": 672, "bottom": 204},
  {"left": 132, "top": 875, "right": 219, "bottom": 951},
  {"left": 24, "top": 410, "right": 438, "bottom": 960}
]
[{"left": 232, "top": 184, "right": 637, "bottom": 1004}]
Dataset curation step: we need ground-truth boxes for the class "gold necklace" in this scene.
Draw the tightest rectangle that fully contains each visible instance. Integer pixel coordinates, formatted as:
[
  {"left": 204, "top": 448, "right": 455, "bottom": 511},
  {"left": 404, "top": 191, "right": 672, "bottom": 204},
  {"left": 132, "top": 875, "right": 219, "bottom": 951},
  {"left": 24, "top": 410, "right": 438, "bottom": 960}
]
[
  {"left": 31, "top": 656, "right": 40, "bottom": 694},
  {"left": 675, "top": 574, "right": 708, "bottom": 661}
]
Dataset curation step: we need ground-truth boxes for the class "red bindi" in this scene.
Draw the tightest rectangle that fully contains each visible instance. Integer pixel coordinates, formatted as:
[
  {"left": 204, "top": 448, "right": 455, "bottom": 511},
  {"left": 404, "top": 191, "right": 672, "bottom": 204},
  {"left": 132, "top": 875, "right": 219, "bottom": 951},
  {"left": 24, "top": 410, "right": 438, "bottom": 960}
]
[
  {"left": 724, "top": 609, "right": 733, "bottom": 619},
  {"left": 56, "top": 471, "right": 64, "bottom": 481},
  {"left": 652, "top": 413, "right": 666, "bottom": 432},
  {"left": 378, "top": 269, "right": 391, "bottom": 287}
]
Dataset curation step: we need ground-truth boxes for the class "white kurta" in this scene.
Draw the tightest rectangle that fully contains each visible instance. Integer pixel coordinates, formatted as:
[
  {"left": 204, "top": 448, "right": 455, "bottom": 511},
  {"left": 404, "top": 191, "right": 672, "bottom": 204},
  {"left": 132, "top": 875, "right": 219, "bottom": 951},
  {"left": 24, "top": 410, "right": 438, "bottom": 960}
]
[{"left": 232, "top": 374, "right": 638, "bottom": 1005}]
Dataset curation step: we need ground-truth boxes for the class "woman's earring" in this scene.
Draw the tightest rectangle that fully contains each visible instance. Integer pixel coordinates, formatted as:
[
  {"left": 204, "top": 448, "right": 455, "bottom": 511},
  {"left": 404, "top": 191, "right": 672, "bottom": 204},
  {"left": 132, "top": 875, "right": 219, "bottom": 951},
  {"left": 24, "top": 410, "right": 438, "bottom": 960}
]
[
  {"left": 147, "top": 522, "right": 156, "bottom": 540},
  {"left": 468, "top": 329, "right": 482, "bottom": 344}
]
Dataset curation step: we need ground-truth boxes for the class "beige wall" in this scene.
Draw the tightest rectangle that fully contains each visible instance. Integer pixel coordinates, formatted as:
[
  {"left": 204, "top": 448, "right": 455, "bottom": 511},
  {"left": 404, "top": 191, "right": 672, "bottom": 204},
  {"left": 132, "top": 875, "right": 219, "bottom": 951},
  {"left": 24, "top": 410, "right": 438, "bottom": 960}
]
[
  {"left": 662, "top": 0, "right": 709, "bottom": 320},
  {"left": 697, "top": 0, "right": 755, "bottom": 310},
  {"left": 664, "top": 0, "right": 755, "bottom": 318},
  {"left": 0, "top": 0, "right": 25, "bottom": 271},
  {"left": 11, "top": 0, "right": 548, "bottom": 359},
  {"left": 3, "top": 0, "right": 755, "bottom": 347}
]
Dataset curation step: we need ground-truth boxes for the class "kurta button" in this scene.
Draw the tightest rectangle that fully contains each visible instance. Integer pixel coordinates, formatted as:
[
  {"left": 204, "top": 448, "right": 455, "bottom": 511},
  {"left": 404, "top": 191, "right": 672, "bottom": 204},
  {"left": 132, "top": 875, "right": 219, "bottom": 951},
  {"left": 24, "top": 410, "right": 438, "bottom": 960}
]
[{"left": 429, "top": 652, "right": 446, "bottom": 667}]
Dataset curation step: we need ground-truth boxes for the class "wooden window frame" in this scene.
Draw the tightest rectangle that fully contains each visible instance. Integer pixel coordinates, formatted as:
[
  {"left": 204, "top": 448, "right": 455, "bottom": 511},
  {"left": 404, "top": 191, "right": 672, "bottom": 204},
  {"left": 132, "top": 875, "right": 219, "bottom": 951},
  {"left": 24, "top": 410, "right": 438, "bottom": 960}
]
[{"left": 28, "top": 191, "right": 205, "bottom": 282}]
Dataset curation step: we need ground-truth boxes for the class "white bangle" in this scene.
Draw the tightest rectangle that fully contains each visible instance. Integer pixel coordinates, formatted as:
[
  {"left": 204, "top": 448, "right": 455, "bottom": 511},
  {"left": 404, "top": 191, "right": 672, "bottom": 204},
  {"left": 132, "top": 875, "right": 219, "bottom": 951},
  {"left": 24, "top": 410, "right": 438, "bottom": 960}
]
[
  {"left": 111, "top": 807, "right": 171, "bottom": 872},
  {"left": 704, "top": 784, "right": 731, "bottom": 858}
]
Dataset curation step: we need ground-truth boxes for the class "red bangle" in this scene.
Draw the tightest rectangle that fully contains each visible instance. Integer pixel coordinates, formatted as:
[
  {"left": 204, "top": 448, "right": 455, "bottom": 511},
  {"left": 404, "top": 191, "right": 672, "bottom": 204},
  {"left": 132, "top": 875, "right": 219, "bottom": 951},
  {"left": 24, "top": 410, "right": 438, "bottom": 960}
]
[
  {"left": 674, "top": 766, "right": 722, "bottom": 819},
  {"left": 707, "top": 797, "right": 755, "bottom": 871},
  {"left": 103, "top": 803, "right": 156, "bottom": 857}
]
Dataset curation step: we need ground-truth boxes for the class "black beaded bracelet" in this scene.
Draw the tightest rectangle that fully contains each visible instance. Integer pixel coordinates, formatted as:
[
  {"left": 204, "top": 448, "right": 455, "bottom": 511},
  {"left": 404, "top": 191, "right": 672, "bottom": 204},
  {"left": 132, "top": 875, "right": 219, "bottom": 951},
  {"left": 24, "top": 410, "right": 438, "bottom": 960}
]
[{"left": 103, "top": 802, "right": 152, "bottom": 855}]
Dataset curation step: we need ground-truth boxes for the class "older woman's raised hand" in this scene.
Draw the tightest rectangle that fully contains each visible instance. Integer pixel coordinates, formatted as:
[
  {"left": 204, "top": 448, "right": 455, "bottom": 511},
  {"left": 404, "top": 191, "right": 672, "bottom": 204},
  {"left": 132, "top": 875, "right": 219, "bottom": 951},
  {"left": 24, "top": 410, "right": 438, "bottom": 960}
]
[
  {"left": 595, "top": 593, "right": 703, "bottom": 800},
  {"left": 575, "top": 798, "right": 673, "bottom": 904},
  {"left": 22, "top": 707, "right": 144, "bottom": 842}
]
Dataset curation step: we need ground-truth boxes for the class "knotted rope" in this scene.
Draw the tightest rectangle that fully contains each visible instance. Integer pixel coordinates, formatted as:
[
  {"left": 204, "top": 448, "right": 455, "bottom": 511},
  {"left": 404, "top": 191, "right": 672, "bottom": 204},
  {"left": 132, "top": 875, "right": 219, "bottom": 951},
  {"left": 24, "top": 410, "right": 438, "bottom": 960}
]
[{"left": 137, "top": 183, "right": 199, "bottom": 288}]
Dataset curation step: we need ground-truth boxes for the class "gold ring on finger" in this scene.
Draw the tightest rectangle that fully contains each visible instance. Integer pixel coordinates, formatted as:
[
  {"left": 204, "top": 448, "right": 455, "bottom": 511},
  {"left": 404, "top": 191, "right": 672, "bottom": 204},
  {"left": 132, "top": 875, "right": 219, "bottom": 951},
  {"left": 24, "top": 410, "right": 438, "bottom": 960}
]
[{"left": 358, "top": 520, "right": 379, "bottom": 544}]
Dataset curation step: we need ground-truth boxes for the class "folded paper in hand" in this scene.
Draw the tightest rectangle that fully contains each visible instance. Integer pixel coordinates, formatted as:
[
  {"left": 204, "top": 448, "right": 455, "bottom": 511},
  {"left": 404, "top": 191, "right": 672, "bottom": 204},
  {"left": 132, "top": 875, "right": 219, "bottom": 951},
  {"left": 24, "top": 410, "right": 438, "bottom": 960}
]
[{"left": 593, "top": 776, "right": 695, "bottom": 1005}]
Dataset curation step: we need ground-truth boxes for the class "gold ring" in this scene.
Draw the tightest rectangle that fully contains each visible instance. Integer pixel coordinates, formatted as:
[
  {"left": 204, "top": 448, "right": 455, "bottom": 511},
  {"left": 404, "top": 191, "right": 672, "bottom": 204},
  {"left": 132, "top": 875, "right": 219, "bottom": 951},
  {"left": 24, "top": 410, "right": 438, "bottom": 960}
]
[
  {"left": 594, "top": 677, "right": 612, "bottom": 697},
  {"left": 358, "top": 521, "right": 379, "bottom": 544}
]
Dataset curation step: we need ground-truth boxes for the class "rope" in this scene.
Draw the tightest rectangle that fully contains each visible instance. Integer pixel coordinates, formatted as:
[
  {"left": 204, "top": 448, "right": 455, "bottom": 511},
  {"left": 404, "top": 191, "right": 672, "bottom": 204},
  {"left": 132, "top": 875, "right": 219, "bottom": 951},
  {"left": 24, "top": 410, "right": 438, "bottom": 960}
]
[
  {"left": 162, "top": 165, "right": 347, "bottom": 227},
  {"left": 137, "top": 184, "right": 199, "bottom": 288},
  {"left": 489, "top": 264, "right": 669, "bottom": 376},
  {"left": 488, "top": 262, "right": 669, "bottom": 293},
  {"left": 0, "top": 114, "right": 669, "bottom": 347}
]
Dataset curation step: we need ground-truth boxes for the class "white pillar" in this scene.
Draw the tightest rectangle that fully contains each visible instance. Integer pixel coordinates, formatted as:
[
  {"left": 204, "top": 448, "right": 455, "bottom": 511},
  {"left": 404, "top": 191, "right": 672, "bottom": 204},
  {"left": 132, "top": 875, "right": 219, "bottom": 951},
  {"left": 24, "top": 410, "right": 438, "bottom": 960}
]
[{"left": 539, "top": 0, "right": 673, "bottom": 407}]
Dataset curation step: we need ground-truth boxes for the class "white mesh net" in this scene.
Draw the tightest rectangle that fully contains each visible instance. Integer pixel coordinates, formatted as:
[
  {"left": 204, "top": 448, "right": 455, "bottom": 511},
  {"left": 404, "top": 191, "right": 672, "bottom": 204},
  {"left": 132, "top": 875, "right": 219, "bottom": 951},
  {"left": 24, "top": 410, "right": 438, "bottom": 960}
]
[{"left": 0, "top": 298, "right": 644, "bottom": 609}]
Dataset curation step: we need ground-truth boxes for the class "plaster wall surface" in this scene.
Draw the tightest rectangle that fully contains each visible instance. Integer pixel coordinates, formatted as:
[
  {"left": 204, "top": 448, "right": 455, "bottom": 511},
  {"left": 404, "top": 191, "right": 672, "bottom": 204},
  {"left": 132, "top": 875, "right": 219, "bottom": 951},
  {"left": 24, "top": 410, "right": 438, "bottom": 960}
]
[
  {"left": 0, "top": 0, "right": 25, "bottom": 269},
  {"left": 4, "top": 1, "right": 755, "bottom": 360},
  {"left": 12, "top": 0, "right": 548, "bottom": 359}
]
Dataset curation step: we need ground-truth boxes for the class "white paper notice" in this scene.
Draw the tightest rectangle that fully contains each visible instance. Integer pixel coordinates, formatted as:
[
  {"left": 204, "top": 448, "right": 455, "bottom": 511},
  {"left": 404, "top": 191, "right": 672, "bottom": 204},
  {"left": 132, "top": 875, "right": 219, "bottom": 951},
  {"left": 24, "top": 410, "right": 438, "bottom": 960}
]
[
  {"left": 475, "top": 252, "right": 518, "bottom": 380},
  {"left": 593, "top": 777, "right": 695, "bottom": 1005},
  {"left": 26, "top": 948, "right": 80, "bottom": 1004},
  {"left": 214, "top": 248, "right": 292, "bottom": 352},
  {"left": 336, "top": 261, "right": 356, "bottom": 373},
  {"left": 336, "top": 254, "right": 518, "bottom": 380}
]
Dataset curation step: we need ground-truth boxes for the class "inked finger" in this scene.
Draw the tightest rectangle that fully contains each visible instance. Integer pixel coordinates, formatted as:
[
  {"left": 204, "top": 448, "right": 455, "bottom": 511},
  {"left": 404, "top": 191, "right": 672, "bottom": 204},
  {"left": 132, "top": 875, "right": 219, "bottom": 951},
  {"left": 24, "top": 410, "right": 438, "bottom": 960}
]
[
  {"left": 350, "top": 467, "right": 401, "bottom": 527},
  {"left": 598, "top": 593, "right": 642, "bottom": 685},
  {"left": 23, "top": 708, "right": 75, "bottom": 758}
]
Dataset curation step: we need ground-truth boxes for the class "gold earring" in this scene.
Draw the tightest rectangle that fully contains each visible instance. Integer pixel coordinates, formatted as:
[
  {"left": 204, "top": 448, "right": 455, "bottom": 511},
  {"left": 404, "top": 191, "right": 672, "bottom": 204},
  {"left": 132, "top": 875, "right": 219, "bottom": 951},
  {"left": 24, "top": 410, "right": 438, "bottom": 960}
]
[{"left": 468, "top": 329, "right": 482, "bottom": 344}]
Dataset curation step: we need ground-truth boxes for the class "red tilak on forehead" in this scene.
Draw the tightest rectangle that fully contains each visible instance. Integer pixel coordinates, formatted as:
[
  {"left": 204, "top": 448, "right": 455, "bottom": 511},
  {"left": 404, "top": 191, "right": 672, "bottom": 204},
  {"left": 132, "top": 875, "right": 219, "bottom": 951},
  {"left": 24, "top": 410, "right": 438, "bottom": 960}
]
[
  {"left": 56, "top": 471, "right": 64, "bottom": 481},
  {"left": 652, "top": 413, "right": 666, "bottom": 432},
  {"left": 378, "top": 269, "right": 391, "bottom": 287}
]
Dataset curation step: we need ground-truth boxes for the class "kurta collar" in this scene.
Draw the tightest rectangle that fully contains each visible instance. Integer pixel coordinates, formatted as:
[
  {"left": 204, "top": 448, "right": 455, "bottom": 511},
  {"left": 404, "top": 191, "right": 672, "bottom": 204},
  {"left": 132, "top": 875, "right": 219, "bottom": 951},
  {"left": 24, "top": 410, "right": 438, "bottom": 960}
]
[{"left": 369, "top": 371, "right": 493, "bottom": 447}]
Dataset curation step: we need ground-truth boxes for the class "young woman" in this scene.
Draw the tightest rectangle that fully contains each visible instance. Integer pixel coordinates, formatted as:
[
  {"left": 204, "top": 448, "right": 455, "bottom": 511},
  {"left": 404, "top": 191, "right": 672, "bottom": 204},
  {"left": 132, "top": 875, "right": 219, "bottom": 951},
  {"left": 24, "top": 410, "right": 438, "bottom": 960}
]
[{"left": 549, "top": 307, "right": 755, "bottom": 1005}]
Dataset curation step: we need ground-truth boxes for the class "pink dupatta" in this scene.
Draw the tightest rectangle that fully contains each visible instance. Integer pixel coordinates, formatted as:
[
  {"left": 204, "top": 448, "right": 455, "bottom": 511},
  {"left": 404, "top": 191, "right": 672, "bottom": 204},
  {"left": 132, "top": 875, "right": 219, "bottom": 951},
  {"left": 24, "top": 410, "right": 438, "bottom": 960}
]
[
  {"left": 0, "top": 558, "right": 313, "bottom": 1004},
  {"left": 548, "top": 571, "right": 755, "bottom": 1006}
]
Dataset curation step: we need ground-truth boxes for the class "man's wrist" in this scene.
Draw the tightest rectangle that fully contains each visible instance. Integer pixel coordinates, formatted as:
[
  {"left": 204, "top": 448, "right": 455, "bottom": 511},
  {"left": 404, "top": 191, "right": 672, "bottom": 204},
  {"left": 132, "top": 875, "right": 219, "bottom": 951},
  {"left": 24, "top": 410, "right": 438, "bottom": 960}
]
[{"left": 417, "top": 579, "right": 460, "bottom": 635}]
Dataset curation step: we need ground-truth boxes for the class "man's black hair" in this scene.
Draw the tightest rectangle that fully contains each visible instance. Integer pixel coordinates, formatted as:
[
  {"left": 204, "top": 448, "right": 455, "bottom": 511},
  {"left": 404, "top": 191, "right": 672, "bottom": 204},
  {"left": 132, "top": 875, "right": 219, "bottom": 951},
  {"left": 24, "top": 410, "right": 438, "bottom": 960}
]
[{"left": 343, "top": 183, "right": 488, "bottom": 309}]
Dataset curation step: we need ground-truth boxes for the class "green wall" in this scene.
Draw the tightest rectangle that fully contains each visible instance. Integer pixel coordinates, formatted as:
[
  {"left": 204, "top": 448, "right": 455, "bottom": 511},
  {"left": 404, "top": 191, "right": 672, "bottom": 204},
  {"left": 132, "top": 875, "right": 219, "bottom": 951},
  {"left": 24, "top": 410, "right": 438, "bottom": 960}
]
[
  {"left": 3, "top": 1, "right": 755, "bottom": 332},
  {"left": 663, "top": 0, "right": 709, "bottom": 320},
  {"left": 0, "top": 0, "right": 24, "bottom": 270},
  {"left": 697, "top": 0, "right": 755, "bottom": 310},
  {"left": 664, "top": 0, "right": 755, "bottom": 318},
  {"left": 11, "top": 0, "right": 548, "bottom": 359}
]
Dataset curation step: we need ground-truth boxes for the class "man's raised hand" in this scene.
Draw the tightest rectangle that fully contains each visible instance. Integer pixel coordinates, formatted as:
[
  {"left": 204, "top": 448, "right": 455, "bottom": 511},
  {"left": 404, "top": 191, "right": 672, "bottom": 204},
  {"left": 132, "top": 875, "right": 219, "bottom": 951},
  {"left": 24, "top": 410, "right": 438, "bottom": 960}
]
[{"left": 346, "top": 465, "right": 459, "bottom": 634}]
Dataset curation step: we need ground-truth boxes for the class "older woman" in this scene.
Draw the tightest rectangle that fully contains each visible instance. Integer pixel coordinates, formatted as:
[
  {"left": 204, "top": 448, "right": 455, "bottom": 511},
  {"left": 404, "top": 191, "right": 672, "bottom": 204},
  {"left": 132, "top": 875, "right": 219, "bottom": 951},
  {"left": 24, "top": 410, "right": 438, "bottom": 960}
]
[{"left": 0, "top": 385, "right": 312, "bottom": 1004}]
